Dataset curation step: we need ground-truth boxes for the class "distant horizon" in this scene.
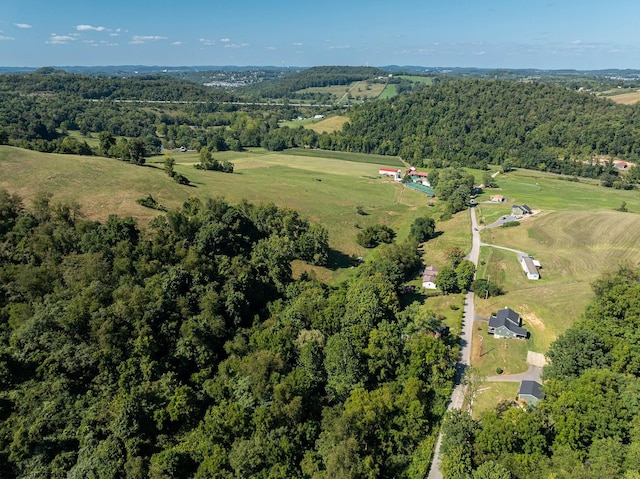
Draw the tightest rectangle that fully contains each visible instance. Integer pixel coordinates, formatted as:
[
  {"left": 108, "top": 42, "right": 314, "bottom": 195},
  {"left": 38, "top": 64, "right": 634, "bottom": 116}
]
[
  {"left": 4, "top": 64, "right": 640, "bottom": 74},
  {"left": 4, "top": 0, "right": 640, "bottom": 70}
]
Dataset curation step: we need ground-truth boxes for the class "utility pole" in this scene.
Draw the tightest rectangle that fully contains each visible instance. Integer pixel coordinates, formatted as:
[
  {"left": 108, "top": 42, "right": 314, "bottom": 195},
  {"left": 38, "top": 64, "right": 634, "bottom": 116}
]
[{"left": 485, "top": 274, "right": 490, "bottom": 300}]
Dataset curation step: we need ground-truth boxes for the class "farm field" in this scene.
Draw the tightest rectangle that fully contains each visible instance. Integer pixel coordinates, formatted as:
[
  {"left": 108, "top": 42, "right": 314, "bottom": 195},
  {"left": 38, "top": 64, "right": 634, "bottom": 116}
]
[
  {"left": 280, "top": 116, "right": 348, "bottom": 134},
  {"left": 471, "top": 168, "right": 640, "bottom": 374},
  {"left": 0, "top": 145, "right": 434, "bottom": 282},
  {"left": 296, "top": 80, "right": 386, "bottom": 101},
  {"left": 599, "top": 88, "right": 640, "bottom": 104}
]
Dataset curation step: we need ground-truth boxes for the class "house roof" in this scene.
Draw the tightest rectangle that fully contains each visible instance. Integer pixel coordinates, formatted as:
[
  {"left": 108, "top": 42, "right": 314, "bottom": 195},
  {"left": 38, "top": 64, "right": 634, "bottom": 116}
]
[
  {"left": 520, "top": 255, "right": 538, "bottom": 275},
  {"left": 379, "top": 168, "right": 400, "bottom": 173},
  {"left": 519, "top": 380, "right": 544, "bottom": 399},
  {"left": 489, "top": 307, "right": 528, "bottom": 336},
  {"left": 512, "top": 204, "right": 532, "bottom": 213},
  {"left": 422, "top": 266, "right": 439, "bottom": 283}
]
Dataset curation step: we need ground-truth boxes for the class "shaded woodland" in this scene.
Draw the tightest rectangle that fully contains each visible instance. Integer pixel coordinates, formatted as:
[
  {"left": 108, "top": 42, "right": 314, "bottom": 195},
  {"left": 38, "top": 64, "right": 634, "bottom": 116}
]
[{"left": 0, "top": 190, "right": 456, "bottom": 478}]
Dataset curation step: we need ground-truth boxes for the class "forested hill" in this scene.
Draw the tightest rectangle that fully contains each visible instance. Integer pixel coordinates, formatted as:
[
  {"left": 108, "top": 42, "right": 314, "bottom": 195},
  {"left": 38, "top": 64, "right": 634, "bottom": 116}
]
[
  {"left": 0, "top": 69, "right": 234, "bottom": 102},
  {"left": 239, "top": 65, "right": 388, "bottom": 99},
  {"left": 0, "top": 191, "right": 455, "bottom": 477},
  {"left": 334, "top": 79, "right": 640, "bottom": 172}
]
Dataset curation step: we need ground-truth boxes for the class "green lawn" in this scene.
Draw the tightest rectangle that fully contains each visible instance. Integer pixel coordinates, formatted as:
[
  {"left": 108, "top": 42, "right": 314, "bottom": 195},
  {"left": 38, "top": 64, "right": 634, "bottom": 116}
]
[
  {"left": 280, "top": 148, "right": 405, "bottom": 167},
  {"left": 473, "top": 382, "right": 519, "bottom": 419}
]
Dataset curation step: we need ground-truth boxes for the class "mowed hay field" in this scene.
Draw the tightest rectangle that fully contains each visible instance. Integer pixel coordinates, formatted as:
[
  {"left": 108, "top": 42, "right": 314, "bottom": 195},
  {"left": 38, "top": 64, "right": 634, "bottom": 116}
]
[
  {"left": 0, "top": 146, "right": 434, "bottom": 280},
  {"left": 473, "top": 168, "right": 640, "bottom": 365},
  {"left": 599, "top": 89, "right": 640, "bottom": 105}
]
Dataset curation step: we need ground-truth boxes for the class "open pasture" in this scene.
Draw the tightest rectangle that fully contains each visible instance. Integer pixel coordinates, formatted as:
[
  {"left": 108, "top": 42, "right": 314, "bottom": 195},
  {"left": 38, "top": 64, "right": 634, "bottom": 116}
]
[
  {"left": 473, "top": 168, "right": 640, "bottom": 361},
  {"left": 297, "top": 80, "right": 386, "bottom": 100},
  {"left": 0, "top": 146, "right": 432, "bottom": 280}
]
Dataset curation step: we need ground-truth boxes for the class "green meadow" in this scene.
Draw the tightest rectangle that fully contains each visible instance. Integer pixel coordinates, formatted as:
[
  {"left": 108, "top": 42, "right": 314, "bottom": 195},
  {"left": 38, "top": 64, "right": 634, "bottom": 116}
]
[{"left": 0, "top": 146, "right": 431, "bottom": 281}]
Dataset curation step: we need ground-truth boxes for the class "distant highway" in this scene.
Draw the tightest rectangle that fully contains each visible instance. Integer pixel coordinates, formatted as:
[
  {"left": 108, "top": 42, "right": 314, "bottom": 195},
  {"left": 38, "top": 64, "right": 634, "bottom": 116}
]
[{"left": 88, "top": 98, "right": 334, "bottom": 107}]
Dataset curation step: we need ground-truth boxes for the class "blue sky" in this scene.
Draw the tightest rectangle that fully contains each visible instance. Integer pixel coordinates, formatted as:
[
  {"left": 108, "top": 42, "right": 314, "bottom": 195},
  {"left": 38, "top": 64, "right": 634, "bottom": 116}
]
[{"left": 2, "top": 0, "right": 640, "bottom": 69}]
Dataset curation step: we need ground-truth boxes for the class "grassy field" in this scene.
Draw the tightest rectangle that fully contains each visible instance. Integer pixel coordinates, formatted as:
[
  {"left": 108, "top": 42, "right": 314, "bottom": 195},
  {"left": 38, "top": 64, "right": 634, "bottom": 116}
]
[
  {"left": 599, "top": 88, "right": 640, "bottom": 104},
  {"left": 279, "top": 116, "right": 348, "bottom": 134},
  {"left": 397, "top": 75, "right": 434, "bottom": 85},
  {"left": 0, "top": 146, "right": 435, "bottom": 282},
  {"left": 378, "top": 84, "right": 398, "bottom": 99},
  {"left": 470, "top": 168, "right": 640, "bottom": 375},
  {"left": 304, "top": 116, "right": 349, "bottom": 134},
  {"left": 296, "top": 81, "right": 386, "bottom": 102},
  {"left": 279, "top": 148, "right": 405, "bottom": 167}
]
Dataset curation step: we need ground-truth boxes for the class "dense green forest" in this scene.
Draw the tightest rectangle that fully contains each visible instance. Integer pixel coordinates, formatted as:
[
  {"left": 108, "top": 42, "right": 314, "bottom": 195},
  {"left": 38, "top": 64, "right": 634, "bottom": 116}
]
[
  {"left": 324, "top": 79, "right": 640, "bottom": 183},
  {"left": 440, "top": 265, "right": 640, "bottom": 479},
  {"left": 0, "top": 190, "right": 456, "bottom": 478}
]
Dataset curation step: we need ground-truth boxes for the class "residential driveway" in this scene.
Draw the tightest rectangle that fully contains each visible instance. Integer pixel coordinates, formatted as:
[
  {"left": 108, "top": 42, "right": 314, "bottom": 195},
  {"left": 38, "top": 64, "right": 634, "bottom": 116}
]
[
  {"left": 480, "top": 242, "right": 528, "bottom": 257},
  {"left": 484, "top": 215, "right": 521, "bottom": 228},
  {"left": 486, "top": 364, "right": 543, "bottom": 383}
]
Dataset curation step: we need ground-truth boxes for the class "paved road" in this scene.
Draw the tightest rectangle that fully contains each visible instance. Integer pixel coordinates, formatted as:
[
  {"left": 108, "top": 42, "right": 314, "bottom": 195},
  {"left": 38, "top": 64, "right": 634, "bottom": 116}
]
[{"left": 427, "top": 206, "right": 481, "bottom": 479}]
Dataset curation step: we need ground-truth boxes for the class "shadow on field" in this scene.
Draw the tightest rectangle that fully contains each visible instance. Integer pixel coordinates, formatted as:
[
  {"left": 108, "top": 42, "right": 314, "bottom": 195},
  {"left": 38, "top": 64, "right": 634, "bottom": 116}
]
[{"left": 325, "top": 249, "right": 356, "bottom": 270}]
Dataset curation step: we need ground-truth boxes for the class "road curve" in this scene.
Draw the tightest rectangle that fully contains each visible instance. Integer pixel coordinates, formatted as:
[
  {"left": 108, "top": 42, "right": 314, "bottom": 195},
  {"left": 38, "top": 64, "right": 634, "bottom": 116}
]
[{"left": 427, "top": 206, "right": 481, "bottom": 479}]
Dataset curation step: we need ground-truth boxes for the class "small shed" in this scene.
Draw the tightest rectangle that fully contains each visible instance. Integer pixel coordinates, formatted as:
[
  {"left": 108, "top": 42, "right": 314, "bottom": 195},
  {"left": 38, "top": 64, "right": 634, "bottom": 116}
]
[{"left": 519, "top": 380, "right": 544, "bottom": 405}]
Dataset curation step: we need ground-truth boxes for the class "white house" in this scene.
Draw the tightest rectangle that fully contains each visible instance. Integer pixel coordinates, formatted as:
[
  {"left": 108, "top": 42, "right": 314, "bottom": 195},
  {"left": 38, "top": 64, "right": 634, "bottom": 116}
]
[
  {"left": 519, "top": 255, "right": 540, "bottom": 280},
  {"left": 422, "top": 266, "right": 439, "bottom": 289}
]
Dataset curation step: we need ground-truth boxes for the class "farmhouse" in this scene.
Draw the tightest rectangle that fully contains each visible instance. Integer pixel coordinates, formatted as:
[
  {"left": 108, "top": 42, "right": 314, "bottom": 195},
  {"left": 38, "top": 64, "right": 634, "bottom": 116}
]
[
  {"left": 379, "top": 168, "right": 402, "bottom": 181},
  {"left": 490, "top": 195, "right": 505, "bottom": 202},
  {"left": 488, "top": 307, "right": 528, "bottom": 339},
  {"left": 512, "top": 204, "right": 532, "bottom": 216},
  {"left": 518, "top": 380, "right": 544, "bottom": 406},
  {"left": 422, "top": 266, "right": 439, "bottom": 289},
  {"left": 519, "top": 255, "right": 540, "bottom": 280}
]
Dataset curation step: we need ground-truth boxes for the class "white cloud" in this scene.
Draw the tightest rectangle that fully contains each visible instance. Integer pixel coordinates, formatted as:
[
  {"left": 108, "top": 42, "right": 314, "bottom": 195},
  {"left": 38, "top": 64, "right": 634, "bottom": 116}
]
[
  {"left": 0, "top": 34, "right": 15, "bottom": 41},
  {"left": 46, "top": 34, "right": 77, "bottom": 44},
  {"left": 220, "top": 38, "right": 230, "bottom": 42},
  {"left": 293, "top": 42, "right": 303, "bottom": 46},
  {"left": 475, "top": 51, "right": 486, "bottom": 55},
  {"left": 129, "top": 35, "right": 167, "bottom": 44},
  {"left": 13, "top": 23, "right": 32, "bottom": 29},
  {"left": 200, "top": 38, "right": 215, "bottom": 46},
  {"left": 266, "top": 46, "right": 276, "bottom": 50},
  {"left": 109, "top": 33, "right": 119, "bottom": 37},
  {"left": 76, "top": 24, "right": 106, "bottom": 32},
  {"left": 329, "top": 44, "right": 350, "bottom": 50},
  {"left": 172, "top": 41, "right": 185, "bottom": 46}
]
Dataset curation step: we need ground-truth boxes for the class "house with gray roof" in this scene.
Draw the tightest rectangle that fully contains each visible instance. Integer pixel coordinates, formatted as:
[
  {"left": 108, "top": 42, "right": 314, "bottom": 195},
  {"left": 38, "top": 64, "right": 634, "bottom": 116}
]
[
  {"left": 512, "top": 204, "right": 532, "bottom": 216},
  {"left": 488, "top": 307, "right": 528, "bottom": 339},
  {"left": 518, "top": 380, "right": 544, "bottom": 405}
]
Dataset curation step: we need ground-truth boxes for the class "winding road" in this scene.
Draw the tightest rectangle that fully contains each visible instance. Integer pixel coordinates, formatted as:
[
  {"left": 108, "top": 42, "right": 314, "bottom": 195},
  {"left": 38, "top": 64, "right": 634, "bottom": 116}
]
[{"left": 427, "top": 205, "right": 481, "bottom": 479}]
